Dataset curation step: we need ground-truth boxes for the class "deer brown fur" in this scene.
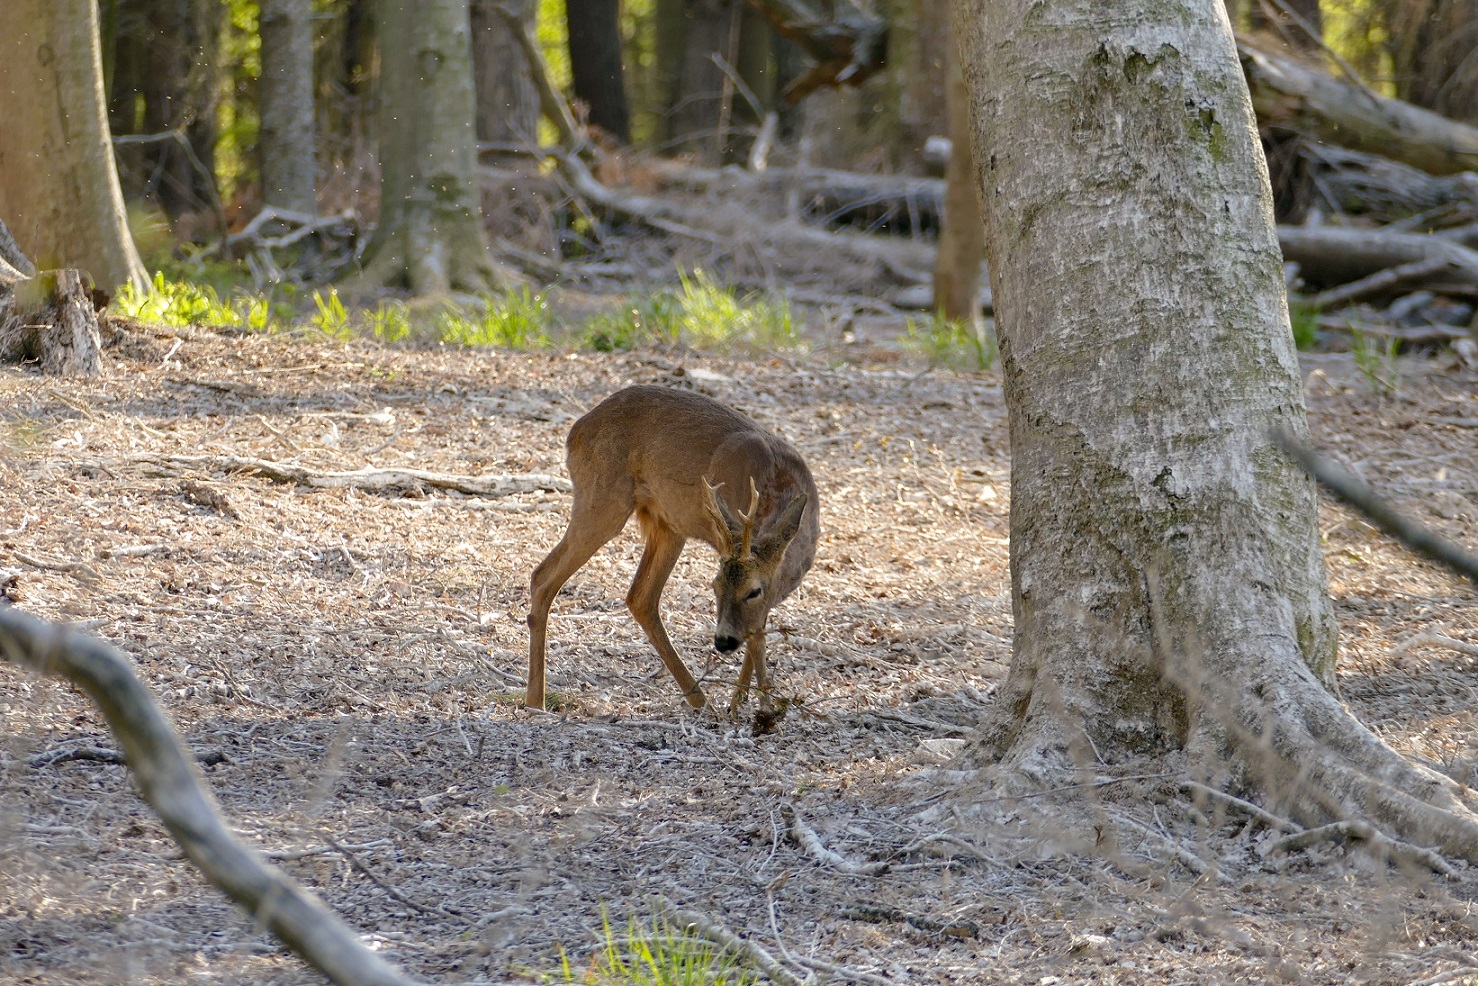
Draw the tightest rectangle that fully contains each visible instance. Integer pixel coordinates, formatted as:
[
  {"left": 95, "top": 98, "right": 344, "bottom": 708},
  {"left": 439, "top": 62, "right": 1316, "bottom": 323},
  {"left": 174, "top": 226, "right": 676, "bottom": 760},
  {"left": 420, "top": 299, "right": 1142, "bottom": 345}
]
[{"left": 526, "top": 385, "right": 819, "bottom": 720}]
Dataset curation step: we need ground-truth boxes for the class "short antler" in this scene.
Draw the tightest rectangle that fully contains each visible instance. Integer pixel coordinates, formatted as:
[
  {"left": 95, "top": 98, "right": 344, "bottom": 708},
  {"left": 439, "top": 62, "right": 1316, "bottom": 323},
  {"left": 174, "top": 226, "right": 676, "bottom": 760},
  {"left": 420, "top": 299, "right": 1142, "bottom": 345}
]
[{"left": 737, "top": 477, "right": 761, "bottom": 558}]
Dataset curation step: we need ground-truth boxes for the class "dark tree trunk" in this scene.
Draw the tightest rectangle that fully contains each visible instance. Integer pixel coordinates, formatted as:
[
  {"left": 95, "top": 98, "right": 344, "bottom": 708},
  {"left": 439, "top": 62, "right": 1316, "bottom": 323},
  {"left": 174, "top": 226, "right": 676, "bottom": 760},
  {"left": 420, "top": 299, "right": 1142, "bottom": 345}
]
[
  {"left": 470, "top": 0, "right": 540, "bottom": 147},
  {"left": 105, "top": 0, "right": 220, "bottom": 220},
  {"left": 566, "top": 0, "right": 632, "bottom": 143},
  {"left": 1248, "top": 0, "right": 1323, "bottom": 49},
  {"left": 1385, "top": 0, "right": 1478, "bottom": 125}
]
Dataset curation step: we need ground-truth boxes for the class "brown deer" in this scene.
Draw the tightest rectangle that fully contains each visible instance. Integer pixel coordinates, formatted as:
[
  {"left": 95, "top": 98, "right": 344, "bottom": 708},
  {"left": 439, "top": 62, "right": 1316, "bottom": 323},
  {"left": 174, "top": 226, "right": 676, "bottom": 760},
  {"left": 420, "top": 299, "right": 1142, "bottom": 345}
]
[{"left": 526, "top": 385, "right": 818, "bottom": 722}]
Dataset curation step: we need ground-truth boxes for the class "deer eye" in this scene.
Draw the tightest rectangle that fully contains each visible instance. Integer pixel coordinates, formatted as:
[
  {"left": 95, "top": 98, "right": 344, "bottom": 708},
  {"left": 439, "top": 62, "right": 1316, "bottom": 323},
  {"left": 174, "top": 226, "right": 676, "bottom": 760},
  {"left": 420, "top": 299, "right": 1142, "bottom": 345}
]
[{"left": 744, "top": 587, "right": 763, "bottom": 601}]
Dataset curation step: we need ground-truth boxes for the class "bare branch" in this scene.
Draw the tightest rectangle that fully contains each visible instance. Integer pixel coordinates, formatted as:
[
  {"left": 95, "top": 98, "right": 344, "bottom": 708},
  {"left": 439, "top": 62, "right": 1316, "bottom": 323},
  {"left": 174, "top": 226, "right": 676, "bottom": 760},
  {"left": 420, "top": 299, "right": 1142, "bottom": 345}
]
[
  {"left": 1273, "top": 432, "right": 1478, "bottom": 587},
  {"left": 0, "top": 607, "right": 428, "bottom": 986}
]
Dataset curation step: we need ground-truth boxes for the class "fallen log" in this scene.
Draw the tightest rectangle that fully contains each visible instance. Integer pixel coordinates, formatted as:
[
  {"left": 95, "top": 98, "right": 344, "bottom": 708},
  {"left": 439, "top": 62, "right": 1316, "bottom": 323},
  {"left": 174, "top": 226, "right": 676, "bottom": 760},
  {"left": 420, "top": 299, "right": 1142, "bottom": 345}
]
[
  {"left": 1297, "top": 142, "right": 1478, "bottom": 226},
  {"left": 1241, "top": 35, "right": 1478, "bottom": 177},
  {"left": 1278, "top": 225, "right": 1478, "bottom": 290}
]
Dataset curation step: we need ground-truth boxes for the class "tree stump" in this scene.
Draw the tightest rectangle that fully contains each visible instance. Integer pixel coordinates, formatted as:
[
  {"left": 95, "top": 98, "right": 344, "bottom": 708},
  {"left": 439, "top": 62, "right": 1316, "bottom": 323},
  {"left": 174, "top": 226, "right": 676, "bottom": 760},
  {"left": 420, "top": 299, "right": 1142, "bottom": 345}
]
[{"left": 0, "top": 217, "right": 104, "bottom": 376}]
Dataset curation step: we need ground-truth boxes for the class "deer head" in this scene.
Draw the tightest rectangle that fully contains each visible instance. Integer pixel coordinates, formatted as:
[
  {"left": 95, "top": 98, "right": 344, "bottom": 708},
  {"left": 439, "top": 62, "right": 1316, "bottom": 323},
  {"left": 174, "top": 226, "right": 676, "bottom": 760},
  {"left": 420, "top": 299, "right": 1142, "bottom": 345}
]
[{"left": 704, "top": 478, "right": 809, "bottom": 653}]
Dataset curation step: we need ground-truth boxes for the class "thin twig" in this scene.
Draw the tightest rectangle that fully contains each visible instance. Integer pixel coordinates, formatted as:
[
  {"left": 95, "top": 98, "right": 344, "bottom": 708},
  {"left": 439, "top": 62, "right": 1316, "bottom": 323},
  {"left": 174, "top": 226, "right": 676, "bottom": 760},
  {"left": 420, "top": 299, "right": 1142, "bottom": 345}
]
[
  {"left": 1181, "top": 780, "right": 1300, "bottom": 833},
  {"left": 784, "top": 803, "right": 890, "bottom": 876}
]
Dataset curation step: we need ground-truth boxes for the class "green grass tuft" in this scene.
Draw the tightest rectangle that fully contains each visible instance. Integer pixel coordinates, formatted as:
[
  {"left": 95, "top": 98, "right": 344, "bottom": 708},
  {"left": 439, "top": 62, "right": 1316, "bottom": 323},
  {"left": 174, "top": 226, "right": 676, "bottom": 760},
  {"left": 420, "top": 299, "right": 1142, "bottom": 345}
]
[
  {"left": 903, "top": 314, "right": 997, "bottom": 371},
  {"left": 580, "top": 271, "right": 797, "bottom": 354},
  {"left": 554, "top": 913, "right": 760, "bottom": 986}
]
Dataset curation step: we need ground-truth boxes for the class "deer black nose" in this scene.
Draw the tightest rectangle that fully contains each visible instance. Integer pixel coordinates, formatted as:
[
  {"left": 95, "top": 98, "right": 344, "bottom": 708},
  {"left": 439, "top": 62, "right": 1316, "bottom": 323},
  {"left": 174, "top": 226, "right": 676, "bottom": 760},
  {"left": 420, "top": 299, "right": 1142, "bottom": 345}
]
[{"left": 714, "top": 634, "right": 740, "bottom": 653}]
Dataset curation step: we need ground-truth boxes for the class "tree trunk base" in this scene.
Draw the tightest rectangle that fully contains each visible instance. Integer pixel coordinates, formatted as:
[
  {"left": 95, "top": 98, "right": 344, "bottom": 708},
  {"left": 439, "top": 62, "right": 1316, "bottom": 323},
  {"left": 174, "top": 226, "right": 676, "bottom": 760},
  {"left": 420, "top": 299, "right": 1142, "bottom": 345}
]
[{"left": 0, "top": 267, "right": 105, "bottom": 375}]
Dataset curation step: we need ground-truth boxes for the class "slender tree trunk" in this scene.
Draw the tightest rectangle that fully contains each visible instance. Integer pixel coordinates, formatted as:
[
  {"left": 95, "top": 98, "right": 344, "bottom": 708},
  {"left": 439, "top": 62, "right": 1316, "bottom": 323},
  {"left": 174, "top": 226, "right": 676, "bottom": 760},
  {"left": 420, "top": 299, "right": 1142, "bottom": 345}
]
[
  {"left": 470, "top": 0, "right": 540, "bottom": 148},
  {"left": 259, "top": 0, "right": 318, "bottom": 214},
  {"left": 0, "top": 0, "right": 145, "bottom": 292},
  {"left": 566, "top": 0, "right": 632, "bottom": 143},
  {"left": 355, "top": 0, "right": 511, "bottom": 295},
  {"left": 932, "top": 39, "right": 983, "bottom": 322},
  {"left": 948, "top": 0, "right": 1478, "bottom": 861}
]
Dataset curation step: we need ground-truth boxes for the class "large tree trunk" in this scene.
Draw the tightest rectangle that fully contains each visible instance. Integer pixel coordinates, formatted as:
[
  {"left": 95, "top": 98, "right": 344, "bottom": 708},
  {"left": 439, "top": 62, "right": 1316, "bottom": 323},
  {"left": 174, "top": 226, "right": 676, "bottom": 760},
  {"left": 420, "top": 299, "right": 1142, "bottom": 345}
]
[
  {"left": 566, "top": 0, "right": 632, "bottom": 144},
  {"left": 259, "top": 0, "right": 318, "bottom": 214},
  {"left": 354, "top": 0, "right": 510, "bottom": 295},
  {"left": 470, "top": 0, "right": 540, "bottom": 148},
  {"left": 949, "top": 0, "right": 1478, "bottom": 860},
  {"left": 0, "top": 0, "right": 145, "bottom": 292}
]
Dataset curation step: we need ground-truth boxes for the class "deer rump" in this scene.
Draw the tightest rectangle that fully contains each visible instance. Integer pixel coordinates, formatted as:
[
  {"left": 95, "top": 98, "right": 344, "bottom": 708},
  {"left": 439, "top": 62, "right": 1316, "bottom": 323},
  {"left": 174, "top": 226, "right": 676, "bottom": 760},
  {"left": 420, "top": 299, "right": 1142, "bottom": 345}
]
[{"left": 525, "top": 385, "right": 819, "bottom": 730}]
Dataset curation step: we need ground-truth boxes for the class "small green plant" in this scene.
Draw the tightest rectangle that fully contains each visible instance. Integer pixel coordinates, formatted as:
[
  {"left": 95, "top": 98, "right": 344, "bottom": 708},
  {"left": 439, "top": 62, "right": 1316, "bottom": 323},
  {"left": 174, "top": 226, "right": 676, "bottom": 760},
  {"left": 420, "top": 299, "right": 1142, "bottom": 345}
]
[
  {"left": 903, "top": 314, "right": 998, "bottom": 371},
  {"left": 440, "top": 287, "right": 553, "bottom": 349},
  {"left": 555, "top": 914, "right": 759, "bottom": 986},
  {"left": 113, "top": 271, "right": 246, "bottom": 328},
  {"left": 1288, "top": 304, "right": 1320, "bottom": 351},
  {"left": 309, "top": 288, "right": 352, "bottom": 338},
  {"left": 1350, "top": 327, "right": 1400, "bottom": 395},
  {"left": 674, "top": 270, "right": 797, "bottom": 352},
  {"left": 112, "top": 271, "right": 287, "bottom": 332},
  {"left": 579, "top": 272, "right": 797, "bottom": 354},
  {"left": 581, "top": 293, "right": 683, "bottom": 351}
]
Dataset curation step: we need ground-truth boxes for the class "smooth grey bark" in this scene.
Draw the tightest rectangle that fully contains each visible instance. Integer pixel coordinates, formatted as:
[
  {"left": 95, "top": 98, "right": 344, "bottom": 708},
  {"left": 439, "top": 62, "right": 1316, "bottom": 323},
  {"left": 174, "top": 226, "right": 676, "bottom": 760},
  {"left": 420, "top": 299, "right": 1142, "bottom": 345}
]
[
  {"left": 259, "top": 0, "right": 318, "bottom": 214},
  {"left": 0, "top": 0, "right": 145, "bottom": 292},
  {"left": 949, "top": 0, "right": 1478, "bottom": 859},
  {"left": 355, "top": 0, "right": 510, "bottom": 294}
]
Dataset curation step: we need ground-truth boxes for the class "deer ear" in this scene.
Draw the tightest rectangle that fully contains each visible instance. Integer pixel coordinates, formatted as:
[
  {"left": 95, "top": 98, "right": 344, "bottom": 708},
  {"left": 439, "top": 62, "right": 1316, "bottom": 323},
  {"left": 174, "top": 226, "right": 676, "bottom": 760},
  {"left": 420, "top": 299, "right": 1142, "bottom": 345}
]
[{"left": 755, "top": 492, "right": 807, "bottom": 562}]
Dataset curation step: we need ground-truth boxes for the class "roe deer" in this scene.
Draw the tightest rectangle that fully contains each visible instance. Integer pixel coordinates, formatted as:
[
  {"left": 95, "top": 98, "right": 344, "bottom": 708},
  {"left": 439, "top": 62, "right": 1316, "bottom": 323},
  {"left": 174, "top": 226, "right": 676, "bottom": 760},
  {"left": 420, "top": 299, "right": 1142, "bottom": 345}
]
[{"left": 526, "top": 385, "right": 819, "bottom": 721}]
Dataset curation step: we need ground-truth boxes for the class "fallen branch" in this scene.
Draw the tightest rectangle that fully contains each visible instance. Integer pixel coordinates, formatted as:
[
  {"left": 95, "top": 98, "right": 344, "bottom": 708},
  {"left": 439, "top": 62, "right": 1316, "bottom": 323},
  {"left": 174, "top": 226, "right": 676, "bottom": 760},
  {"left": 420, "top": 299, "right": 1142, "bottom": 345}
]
[
  {"left": 1241, "top": 34, "right": 1478, "bottom": 177},
  {"left": 1309, "top": 256, "right": 1458, "bottom": 309},
  {"left": 1278, "top": 224, "right": 1478, "bottom": 289},
  {"left": 784, "top": 803, "right": 890, "bottom": 876},
  {"left": 656, "top": 896, "right": 805, "bottom": 986},
  {"left": 1273, "top": 432, "right": 1478, "bottom": 587},
  {"left": 0, "top": 607, "right": 427, "bottom": 986},
  {"left": 76, "top": 452, "right": 571, "bottom": 497}
]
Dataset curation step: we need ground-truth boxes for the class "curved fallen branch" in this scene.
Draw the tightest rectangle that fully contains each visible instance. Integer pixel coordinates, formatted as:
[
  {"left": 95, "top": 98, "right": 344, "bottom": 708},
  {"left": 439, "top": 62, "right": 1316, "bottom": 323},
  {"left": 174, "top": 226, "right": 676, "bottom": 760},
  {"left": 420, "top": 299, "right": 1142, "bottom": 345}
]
[
  {"left": 75, "top": 452, "right": 571, "bottom": 497},
  {"left": 0, "top": 607, "right": 427, "bottom": 986}
]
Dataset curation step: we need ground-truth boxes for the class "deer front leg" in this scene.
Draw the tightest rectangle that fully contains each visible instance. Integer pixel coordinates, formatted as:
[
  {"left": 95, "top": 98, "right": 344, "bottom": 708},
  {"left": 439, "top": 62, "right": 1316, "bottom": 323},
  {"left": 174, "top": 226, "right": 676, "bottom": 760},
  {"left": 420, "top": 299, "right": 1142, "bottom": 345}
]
[
  {"left": 627, "top": 526, "right": 707, "bottom": 709},
  {"left": 730, "top": 630, "right": 771, "bottom": 716}
]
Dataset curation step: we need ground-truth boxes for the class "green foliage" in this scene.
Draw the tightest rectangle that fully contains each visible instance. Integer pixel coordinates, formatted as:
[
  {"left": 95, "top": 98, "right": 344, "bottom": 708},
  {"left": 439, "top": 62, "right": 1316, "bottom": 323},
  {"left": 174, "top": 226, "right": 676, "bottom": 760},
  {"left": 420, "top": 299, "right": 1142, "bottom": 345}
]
[
  {"left": 441, "top": 287, "right": 554, "bottom": 348},
  {"left": 1288, "top": 304, "right": 1320, "bottom": 351},
  {"left": 903, "top": 314, "right": 998, "bottom": 371},
  {"left": 1350, "top": 327, "right": 1400, "bottom": 396},
  {"left": 582, "top": 271, "right": 796, "bottom": 354},
  {"left": 112, "top": 271, "right": 274, "bottom": 331},
  {"left": 555, "top": 914, "right": 760, "bottom": 986}
]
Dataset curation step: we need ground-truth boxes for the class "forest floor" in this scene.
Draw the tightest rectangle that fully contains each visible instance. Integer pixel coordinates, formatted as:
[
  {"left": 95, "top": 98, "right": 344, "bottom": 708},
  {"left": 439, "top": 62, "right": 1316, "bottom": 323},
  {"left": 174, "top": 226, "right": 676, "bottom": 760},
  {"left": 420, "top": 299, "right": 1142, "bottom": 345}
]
[{"left": 2, "top": 319, "right": 1478, "bottom": 985}]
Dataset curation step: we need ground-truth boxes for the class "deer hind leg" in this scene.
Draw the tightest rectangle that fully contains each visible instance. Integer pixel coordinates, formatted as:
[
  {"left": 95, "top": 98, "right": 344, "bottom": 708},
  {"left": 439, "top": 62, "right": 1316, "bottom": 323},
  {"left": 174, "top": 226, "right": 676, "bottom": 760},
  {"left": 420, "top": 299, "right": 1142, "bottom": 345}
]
[
  {"left": 526, "top": 489, "right": 632, "bottom": 710},
  {"left": 731, "top": 630, "right": 772, "bottom": 716},
  {"left": 625, "top": 519, "right": 706, "bottom": 709}
]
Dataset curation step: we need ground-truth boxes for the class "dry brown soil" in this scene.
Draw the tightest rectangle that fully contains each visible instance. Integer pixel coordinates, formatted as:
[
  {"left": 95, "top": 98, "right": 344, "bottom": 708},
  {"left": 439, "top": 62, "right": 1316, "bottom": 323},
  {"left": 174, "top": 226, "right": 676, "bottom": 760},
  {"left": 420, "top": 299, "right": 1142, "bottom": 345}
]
[{"left": 2, "top": 324, "right": 1477, "bottom": 985}]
